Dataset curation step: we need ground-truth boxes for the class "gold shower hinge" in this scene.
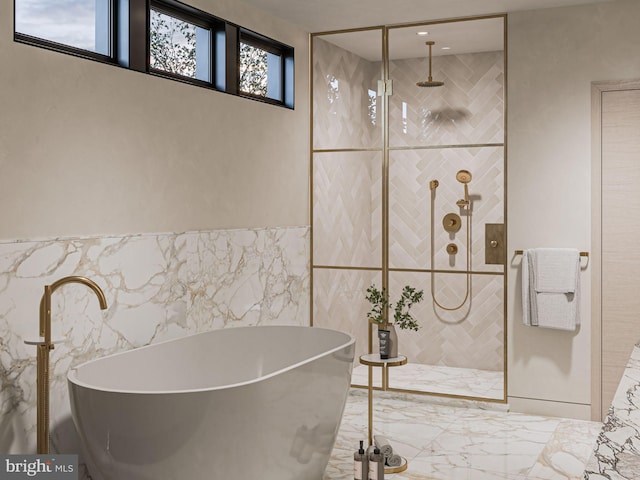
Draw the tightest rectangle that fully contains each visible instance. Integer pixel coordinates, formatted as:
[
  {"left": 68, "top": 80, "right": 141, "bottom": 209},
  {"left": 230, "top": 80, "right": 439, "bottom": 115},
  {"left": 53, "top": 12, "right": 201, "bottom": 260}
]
[{"left": 377, "top": 79, "right": 393, "bottom": 96}]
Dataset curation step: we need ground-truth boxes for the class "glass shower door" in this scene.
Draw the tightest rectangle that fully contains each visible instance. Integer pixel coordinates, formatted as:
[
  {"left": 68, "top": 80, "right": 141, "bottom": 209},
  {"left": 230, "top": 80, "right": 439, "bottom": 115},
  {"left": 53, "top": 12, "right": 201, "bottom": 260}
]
[
  {"left": 311, "top": 28, "right": 385, "bottom": 388},
  {"left": 386, "top": 17, "right": 506, "bottom": 400},
  {"left": 311, "top": 16, "right": 507, "bottom": 401}
]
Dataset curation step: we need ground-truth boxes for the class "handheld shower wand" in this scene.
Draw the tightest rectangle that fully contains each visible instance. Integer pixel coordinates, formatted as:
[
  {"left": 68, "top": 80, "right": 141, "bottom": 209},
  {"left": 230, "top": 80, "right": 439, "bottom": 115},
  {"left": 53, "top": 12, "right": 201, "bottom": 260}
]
[
  {"left": 429, "top": 169, "right": 473, "bottom": 312},
  {"left": 455, "top": 169, "right": 472, "bottom": 209}
]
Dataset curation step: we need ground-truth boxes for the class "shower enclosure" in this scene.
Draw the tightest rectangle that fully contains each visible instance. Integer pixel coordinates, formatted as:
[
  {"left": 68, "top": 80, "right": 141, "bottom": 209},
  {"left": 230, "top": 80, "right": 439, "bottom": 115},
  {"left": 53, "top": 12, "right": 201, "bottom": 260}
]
[{"left": 311, "top": 16, "right": 506, "bottom": 402}]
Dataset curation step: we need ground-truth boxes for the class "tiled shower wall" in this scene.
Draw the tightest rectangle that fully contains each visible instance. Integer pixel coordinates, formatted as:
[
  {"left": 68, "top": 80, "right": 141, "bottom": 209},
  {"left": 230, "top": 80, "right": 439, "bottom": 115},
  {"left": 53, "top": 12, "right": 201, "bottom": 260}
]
[
  {"left": 312, "top": 36, "right": 504, "bottom": 372},
  {"left": 0, "top": 226, "right": 309, "bottom": 454},
  {"left": 312, "top": 37, "right": 381, "bottom": 150},
  {"left": 388, "top": 51, "right": 505, "bottom": 371}
]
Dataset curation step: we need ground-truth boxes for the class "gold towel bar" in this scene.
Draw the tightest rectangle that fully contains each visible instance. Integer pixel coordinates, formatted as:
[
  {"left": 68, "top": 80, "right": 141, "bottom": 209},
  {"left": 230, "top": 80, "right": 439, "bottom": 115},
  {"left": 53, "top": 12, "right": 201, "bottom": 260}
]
[{"left": 514, "top": 249, "right": 589, "bottom": 257}]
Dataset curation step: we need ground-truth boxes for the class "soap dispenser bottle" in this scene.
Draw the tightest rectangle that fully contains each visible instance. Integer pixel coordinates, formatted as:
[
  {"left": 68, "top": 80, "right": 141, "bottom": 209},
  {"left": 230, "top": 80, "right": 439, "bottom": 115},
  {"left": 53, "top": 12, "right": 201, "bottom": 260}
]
[
  {"left": 368, "top": 446, "right": 384, "bottom": 480},
  {"left": 354, "top": 440, "right": 368, "bottom": 480}
]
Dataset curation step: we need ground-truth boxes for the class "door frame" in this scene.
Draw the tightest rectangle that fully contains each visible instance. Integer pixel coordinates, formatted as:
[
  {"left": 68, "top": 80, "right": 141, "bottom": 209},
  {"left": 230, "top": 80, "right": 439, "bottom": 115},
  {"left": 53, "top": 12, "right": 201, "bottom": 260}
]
[{"left": 591, "top": 79, "right": 640, "bottom": 421}]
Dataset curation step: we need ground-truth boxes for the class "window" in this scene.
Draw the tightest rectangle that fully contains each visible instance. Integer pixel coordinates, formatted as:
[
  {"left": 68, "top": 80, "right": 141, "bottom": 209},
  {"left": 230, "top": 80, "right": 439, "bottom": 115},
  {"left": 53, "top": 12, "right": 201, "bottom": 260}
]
[
  {"left": 15, "top": 0, "right": 112, "bottom": 58},
  {"left": 149, "top": 5, "right": 211, "bottom": 82},
  {"left": 239, "top": 30, "right": 294, "bottom": 108},
  {"left": 13, "top": 0, "right": 294, "bottom": 108},
  {"left": 239, "top": 42, "right": 269, "bottom": 97}
]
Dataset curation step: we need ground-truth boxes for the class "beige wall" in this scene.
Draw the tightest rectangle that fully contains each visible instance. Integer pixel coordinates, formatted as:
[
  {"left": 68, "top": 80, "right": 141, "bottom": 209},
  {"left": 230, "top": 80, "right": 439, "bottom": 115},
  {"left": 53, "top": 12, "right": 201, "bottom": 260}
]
[
  {"left": 508, "top": 0, "right": 640, "bottom": 419},
  {"left": 0, "top": 0, "right": 309, "bottom": 240},
  {"left": 5, "top": 0, "right": 640, "bottom": 420}
]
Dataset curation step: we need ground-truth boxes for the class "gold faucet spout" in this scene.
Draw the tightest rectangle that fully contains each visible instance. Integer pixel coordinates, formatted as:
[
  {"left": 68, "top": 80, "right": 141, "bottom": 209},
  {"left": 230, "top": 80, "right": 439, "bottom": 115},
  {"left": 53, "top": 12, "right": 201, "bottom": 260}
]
[
  {"left": 36, "top": 275, "right": 107, "bottom": 454},
  {"left": 39, "top": 276, "right": 108, "bottom": 338}
]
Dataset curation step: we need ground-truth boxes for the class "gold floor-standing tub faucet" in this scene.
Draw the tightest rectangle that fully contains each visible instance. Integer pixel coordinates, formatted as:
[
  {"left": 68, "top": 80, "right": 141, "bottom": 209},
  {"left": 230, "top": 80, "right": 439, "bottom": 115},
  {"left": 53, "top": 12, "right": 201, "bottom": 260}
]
[{"left": 34, "top": 276, "right": 107, "bottom": 454}]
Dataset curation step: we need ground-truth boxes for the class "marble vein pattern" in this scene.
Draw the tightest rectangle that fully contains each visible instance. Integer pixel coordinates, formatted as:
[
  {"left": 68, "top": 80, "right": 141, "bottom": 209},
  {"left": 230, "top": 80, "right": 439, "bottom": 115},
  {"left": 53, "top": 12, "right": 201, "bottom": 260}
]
[
  {"left": 0, "top": 226, "right": 309, "bottom": 458},
  {"left": 584, "top": 344, "right": 640, "bottom": 479},
  {"left": 325, "top": 390, "right": 600, "bottom": 480}
]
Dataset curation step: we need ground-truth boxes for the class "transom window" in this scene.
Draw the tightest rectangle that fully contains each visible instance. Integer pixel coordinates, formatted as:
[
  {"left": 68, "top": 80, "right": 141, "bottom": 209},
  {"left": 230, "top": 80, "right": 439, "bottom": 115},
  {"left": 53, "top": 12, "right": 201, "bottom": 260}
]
[
  {"left": 239, "top": 30, "right": 294, "bottom": 107},
  {"left": 15, "top": 0, "right": 112, "bottom": 58},
  {"left": 149, "top": 6, "right": 211, "bottom": 82},
  {"left": 13, "top": 0, "right": 294, "bottom": 109},
  {"left": 240, "top": 42, "right": 269, "bottom": 97}
]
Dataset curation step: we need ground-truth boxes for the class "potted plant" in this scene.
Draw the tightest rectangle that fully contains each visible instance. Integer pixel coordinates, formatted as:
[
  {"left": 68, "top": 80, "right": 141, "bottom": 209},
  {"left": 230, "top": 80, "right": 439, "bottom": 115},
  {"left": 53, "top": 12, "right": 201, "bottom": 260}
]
[{"left": 365, "top": 284, "right": 424, "bottom": 359}]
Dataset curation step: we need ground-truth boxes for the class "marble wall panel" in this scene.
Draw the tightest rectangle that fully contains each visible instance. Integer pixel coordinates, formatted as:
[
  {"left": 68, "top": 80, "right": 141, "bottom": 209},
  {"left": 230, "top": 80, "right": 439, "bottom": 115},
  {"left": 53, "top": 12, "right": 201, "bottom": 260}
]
[{"left": 0, "top": 226, "right": 309, "bottom": 456}]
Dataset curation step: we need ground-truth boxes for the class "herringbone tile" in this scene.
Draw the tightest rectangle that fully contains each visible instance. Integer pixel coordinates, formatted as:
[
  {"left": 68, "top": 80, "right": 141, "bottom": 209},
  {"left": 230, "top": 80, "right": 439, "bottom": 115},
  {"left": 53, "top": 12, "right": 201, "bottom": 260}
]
[
  {"left": 313, "top": 268, "right": 382, "bottom": 371},
  {"left": 313, "top": 151, "right": 382, "bottom": 267},
  {"left": 313, "top": 37, "right": 381, "bottom": 150},
  {"left": 389, "top": 51, "right": 504, "bottom": 147},
  {"left": 389, "top": 272, "right": 504, "bottom": 371},
  {"left": 389, "top": 148, "right": 504, "bottom": 272},
  {"left": 311, "top": 41, "right": 505, "bottom": 384}
]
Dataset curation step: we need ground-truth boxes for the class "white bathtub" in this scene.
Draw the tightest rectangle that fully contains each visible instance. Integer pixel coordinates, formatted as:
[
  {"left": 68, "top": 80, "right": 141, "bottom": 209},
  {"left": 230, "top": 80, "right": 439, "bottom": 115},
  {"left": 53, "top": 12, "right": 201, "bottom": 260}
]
[{"left": 68, "top": 325, "right": 355, "bottom": 480}]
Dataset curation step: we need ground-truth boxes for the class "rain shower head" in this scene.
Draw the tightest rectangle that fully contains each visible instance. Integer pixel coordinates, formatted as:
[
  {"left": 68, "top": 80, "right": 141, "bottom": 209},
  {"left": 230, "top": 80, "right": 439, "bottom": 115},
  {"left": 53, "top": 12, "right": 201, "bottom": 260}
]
[
  {"left": 416, "top": 80, "right": 445, "bottom": 88},
  {"left": 416, "top": 41, "right": 444, "bottom": 88}
]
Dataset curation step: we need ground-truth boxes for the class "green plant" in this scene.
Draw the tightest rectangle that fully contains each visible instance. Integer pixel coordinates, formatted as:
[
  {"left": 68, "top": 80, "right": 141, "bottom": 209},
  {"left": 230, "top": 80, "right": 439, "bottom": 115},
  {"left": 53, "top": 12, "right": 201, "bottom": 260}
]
[
  {"left": 365, "top": 285, "right": 390, "bottom": 329},
  {"left": 365, "top": 284, "right": 424, "bottom": 331}
]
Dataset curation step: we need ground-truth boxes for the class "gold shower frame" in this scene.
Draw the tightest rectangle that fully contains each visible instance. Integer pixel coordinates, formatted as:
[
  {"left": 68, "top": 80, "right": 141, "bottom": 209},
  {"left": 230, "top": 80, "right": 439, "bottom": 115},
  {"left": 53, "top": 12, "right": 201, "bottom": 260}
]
[{"left": 309, "top": 14, "right": 508, "bottom": 404}]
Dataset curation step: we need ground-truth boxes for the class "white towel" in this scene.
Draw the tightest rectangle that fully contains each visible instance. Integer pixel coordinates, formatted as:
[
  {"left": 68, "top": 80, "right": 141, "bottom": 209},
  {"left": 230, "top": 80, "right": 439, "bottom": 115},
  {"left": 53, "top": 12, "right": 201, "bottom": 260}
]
[
  {"left": 386, "top": 454, "right": 402, "bottom": 467},
  {"left": 533, "top": 248, "right": 579, "bottom": 293},
  {"left": 374, "top": 435, "right": 393, "bottom": 458},
  {"left": 522, "top": 248, "right": 580, "bottom": 331},
  {"left": 522, "top": 250, "right": 533, "bottom": 326}
]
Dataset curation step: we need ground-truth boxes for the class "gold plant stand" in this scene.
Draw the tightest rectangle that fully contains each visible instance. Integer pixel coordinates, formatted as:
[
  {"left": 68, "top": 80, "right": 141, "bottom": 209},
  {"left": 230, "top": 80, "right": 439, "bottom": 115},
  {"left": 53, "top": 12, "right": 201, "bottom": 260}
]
[{"left": 359, "top": 353, "right": 408, "bottom": 474}]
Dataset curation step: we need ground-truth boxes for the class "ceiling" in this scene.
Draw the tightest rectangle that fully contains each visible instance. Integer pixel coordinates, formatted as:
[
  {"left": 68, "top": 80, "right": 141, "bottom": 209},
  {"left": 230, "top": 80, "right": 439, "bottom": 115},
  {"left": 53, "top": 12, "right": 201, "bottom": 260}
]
[
  {"left": 320, "top": 17, "right": 505, "bottom": 62},
  {"left": 236, "top": 0, "right": 616, "bottom": 34}
]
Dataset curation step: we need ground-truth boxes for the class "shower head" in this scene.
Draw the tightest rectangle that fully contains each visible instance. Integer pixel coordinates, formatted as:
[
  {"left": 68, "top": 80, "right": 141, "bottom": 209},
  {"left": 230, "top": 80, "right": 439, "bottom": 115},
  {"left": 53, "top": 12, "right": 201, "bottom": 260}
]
[
  {"left": 416, "top": 41, "right": 444, "bottom": 88},
  {"left": 456, "top": 170, "right": 472, "bottom": 207},
  {"left": 416, "top": 80, "right": 445, "bottom": 88},
  {"left": 456, "top": 170, "right": 472, "bottom": 184}
]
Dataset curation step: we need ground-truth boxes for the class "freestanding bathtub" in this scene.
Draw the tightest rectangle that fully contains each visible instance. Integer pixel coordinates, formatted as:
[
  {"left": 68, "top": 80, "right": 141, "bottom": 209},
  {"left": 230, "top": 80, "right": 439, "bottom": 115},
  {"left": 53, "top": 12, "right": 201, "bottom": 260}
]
[{"left": 68, "top": 325, "right": 355, "bottom": 480}]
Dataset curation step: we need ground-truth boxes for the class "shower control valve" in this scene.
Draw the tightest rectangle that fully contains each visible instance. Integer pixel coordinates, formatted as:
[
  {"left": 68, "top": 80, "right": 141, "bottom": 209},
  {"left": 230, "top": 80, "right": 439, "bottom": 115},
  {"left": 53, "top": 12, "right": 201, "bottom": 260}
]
[
  {"left": 443, "top": 213, "right": 462, "bottom": 233},
  {"left": 485, "top": 223, "right": 505, "bottom": 265}
]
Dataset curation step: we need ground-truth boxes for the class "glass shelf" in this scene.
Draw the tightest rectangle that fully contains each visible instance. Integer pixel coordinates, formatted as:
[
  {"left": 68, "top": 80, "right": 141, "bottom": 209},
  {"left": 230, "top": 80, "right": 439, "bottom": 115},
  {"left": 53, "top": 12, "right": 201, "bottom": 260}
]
[{"left": 359, "top": 353, "right": 407, "bottom": 367}]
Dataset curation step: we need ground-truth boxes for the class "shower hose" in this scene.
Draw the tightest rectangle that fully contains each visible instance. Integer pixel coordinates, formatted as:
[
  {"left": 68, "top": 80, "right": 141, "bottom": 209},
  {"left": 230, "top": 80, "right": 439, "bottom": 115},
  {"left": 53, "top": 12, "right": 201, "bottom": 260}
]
[{"left": 429, "top": 188, "right": 471, "bottom": 311}]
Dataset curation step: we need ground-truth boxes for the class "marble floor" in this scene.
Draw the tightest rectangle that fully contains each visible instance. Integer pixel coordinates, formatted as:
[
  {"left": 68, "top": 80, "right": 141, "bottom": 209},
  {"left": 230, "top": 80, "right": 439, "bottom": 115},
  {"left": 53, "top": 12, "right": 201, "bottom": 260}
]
[
  {"left": 351, "top": 363, "right": 504, "bottom": 400},
  {"left": 324, "top": 390, "right": 601, "bottom": 479}
]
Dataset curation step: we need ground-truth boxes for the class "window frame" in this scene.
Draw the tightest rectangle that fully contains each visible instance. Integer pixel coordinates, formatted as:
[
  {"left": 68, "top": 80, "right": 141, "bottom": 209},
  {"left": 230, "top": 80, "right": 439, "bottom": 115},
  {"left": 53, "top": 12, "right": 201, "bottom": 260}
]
[
  {"left": 238, "top": 28, "right": 294, "bottom": 108},
  {"left": 14, "top": 0, "right": 118, "bottom": 64},
  {"left": 148, "top": 0, "right": 222, "bottom": 88},
  {"left": 12, "top": 0, "right": 295, "bottom": 109}
]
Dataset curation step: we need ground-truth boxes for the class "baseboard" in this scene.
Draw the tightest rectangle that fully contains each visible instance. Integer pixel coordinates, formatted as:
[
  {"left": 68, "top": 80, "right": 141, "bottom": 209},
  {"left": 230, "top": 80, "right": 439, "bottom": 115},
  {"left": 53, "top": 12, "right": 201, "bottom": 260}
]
[{"left": 508, "top": 396, "right": 592, "bottom": 420}]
